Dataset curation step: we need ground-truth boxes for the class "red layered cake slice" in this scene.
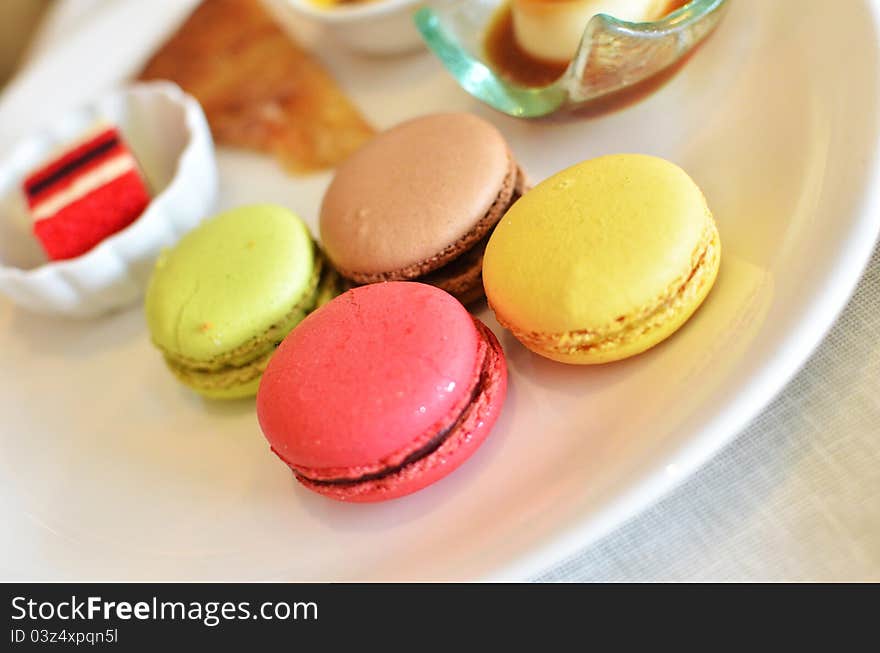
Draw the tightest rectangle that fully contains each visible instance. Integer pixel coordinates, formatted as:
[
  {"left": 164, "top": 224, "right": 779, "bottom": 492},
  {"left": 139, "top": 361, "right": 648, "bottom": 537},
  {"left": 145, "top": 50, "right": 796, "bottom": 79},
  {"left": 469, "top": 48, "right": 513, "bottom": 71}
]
[{"left": 23, "top": 125, "right": 151, "bottom": 261}]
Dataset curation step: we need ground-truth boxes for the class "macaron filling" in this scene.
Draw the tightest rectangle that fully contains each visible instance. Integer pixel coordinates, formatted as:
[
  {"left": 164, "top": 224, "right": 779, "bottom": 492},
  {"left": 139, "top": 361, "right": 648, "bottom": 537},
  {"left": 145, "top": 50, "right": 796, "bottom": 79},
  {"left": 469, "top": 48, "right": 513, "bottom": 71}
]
[
  {"left": 293, "top": 373, "right": 486, "bottom": 487},
  {"left": 274, "top": 320, "right": 504, "bottom": 491},
  {"left": 495, "top": 221, "right": 721, "bottom": 357},
  {"left": 336, "top": 161, "right": 527, "bottom": 302},
  {"left": 422, "top": 167, "right": 527, "bottom": 303},
  {"left": 161, "top": 248, "right": 340, "bottom": 391}
]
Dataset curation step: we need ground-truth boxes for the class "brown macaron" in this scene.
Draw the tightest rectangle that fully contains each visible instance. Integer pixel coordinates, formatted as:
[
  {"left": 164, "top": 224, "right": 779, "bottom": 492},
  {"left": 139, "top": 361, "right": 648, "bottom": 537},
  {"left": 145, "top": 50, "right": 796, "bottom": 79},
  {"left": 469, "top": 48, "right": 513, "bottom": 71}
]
[{"left": 319, "top": 112, "right": 526, "bottom": 304}]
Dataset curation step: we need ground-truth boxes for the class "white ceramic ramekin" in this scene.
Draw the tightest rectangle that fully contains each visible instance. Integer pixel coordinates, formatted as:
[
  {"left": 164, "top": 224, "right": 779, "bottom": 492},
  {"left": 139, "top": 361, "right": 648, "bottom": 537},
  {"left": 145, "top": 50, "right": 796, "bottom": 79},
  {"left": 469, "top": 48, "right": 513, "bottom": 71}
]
[
  {"left": 265, "top": 0, "right": 425, "bottom": 55},
  {"left": 0, "top": 81, "right": 217, "bottom": 318}
]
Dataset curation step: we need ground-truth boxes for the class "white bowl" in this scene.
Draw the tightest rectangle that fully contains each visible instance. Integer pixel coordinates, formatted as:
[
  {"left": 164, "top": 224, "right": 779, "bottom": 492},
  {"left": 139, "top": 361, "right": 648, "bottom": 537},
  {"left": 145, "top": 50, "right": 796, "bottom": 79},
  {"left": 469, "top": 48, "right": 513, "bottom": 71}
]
[
  {"left": 266, "top": 0, "right": 425, "bottom": 55},
  {"left": 0, "top": 82, "right": 217, "bottom": 318}
]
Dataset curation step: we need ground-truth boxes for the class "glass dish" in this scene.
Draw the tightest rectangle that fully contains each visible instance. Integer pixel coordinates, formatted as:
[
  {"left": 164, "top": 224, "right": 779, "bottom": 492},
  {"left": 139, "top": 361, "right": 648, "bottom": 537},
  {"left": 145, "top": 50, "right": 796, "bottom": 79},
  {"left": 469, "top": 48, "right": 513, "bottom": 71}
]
[{"left": 415, "top": 0, "right": 729, "bottom": 118}]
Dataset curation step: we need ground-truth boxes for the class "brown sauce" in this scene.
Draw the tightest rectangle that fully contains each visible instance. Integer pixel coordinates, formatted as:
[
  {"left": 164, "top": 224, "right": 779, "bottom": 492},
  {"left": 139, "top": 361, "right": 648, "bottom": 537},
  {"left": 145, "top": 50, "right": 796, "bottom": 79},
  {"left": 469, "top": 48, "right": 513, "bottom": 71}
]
[{"left": 485, "top": 0, "right": 693, "bottom": 89}]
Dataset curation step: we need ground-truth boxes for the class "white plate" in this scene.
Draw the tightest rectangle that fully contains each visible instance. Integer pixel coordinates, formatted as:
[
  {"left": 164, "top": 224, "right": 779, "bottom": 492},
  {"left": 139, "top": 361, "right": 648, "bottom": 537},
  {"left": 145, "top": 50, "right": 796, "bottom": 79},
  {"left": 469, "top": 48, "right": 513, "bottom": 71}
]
[{"left": 1, "top": 0, "right": 879, "bottom": 581}]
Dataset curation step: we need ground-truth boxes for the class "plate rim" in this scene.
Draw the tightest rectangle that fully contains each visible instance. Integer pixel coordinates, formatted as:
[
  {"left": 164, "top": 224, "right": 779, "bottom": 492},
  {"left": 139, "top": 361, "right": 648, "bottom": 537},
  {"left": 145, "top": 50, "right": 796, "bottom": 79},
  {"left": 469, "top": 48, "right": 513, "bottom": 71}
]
[
  {"left": 484, "top": 2, "right": 880, "bottom": 581},
  {"left": 2, "top": 0, "right": 880, "bottom": 583}
]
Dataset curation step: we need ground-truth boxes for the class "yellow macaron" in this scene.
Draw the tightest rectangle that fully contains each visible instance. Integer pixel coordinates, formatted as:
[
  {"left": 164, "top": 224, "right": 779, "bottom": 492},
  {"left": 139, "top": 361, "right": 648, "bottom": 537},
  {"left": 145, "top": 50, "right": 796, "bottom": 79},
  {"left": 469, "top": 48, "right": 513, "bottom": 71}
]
[{"left": 483, "top": 153, "right": 721, "bottom": 364}]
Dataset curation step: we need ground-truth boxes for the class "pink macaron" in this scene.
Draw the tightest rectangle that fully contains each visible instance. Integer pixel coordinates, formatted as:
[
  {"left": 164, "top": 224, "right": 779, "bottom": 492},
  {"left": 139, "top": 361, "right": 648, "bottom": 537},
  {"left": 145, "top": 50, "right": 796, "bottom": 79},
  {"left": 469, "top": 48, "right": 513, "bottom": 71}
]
[{"left": 256, "top": 282, "right": 508, "bottom": 502}]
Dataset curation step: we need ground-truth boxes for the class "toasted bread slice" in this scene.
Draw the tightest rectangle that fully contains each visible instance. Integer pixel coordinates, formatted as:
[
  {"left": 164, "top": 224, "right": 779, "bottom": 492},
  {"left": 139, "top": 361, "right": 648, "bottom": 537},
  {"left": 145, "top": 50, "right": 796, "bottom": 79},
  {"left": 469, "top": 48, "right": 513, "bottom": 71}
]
[{"left": 139, "top": 0, "right": 374, "bottom": 173}]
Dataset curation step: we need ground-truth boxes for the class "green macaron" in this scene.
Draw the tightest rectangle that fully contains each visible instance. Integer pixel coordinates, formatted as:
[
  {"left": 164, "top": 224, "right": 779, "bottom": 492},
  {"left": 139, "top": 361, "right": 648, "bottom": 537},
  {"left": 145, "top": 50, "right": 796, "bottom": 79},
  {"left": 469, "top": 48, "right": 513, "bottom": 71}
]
[{"left": 145, "top": 204, "right": 340, "bottom": 399}]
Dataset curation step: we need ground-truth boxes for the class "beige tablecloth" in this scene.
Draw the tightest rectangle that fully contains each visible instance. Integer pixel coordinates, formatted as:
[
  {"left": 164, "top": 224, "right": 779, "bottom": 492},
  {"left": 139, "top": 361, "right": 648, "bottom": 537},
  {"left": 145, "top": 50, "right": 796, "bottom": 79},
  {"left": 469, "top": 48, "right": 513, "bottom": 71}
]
[
  {"left": 0, "top": 1, "right": 51, "bottom": 85},
  {"left": 540, "top": 246, "right": 880, "bottom": 581}
]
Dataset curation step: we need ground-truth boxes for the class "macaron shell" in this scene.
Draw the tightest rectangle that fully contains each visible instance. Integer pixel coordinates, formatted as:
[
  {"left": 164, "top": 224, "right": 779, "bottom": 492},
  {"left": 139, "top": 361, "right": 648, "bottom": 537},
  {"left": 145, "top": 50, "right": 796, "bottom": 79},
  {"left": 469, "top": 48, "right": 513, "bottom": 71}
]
[
  {"left": 165, "top": 347, "right": 275, "bottom": 399},
  {"left": 257, "top": 283, "right": 482, "bottom": 470},
  {"left": 483, "top": 154, "right": 714, "bottom": 335},
  {"left": 189, "top": 374, "right": 262, "bottom": 401},
  {"left": 297, "top": 321, "right": 508, "bottom": 502},
  {"left": 145, "top": 204, "right": 316, "bottom": 363},
  {"left": 319, "top": 113, "right": 511, "bottom": 276},
  {"left": 537, "top": 224, "right": 721, "bottom": 364}
]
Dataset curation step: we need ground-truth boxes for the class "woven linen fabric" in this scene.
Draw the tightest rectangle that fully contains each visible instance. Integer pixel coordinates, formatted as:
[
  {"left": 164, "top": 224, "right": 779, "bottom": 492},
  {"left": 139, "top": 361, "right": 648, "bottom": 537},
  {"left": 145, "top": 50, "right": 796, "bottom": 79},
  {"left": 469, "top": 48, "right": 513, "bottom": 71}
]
[{"left": 539, "top": 246, "right": 880, "bottom": 582}]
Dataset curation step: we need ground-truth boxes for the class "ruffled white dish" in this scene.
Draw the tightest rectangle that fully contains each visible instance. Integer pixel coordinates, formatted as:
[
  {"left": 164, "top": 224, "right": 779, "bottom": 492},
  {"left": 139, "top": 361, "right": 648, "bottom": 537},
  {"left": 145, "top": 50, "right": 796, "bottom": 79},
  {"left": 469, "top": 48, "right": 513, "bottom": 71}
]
[{"left": 0, "top": 81, "right": 216, "bottom": 318}]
